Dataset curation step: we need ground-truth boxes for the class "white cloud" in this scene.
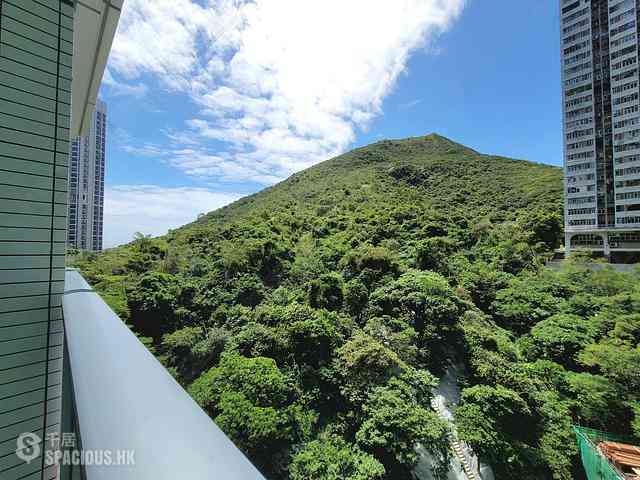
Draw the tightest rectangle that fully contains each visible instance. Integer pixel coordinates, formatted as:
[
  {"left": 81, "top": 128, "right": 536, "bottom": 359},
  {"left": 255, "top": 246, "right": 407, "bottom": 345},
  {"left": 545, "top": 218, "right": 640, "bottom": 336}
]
[
  {"left": 103, "top": 185, "right": 242, "bottom": 248},
  {"left": 122, "top": 143, "right": 166, "bottom": 157},
  {"left": 110, "top": 0, "right": 466, "bottom": 183},
  {"left": 103, "top": 68, "right": 148, "bottom": 98}
]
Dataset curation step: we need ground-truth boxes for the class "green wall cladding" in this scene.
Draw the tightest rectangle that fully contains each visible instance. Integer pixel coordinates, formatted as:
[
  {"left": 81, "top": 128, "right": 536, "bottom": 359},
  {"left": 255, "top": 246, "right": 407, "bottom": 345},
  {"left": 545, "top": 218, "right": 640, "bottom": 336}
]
[{"left": 0, "top": 1, "right": 74, "bottom": 479}]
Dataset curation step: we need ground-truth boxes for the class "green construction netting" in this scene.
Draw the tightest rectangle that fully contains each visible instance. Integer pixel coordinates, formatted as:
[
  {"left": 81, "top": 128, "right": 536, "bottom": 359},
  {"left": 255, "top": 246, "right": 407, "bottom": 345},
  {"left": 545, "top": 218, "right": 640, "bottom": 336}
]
[{"left": 574, "top": 426, "right": 631, "bottom": 480}]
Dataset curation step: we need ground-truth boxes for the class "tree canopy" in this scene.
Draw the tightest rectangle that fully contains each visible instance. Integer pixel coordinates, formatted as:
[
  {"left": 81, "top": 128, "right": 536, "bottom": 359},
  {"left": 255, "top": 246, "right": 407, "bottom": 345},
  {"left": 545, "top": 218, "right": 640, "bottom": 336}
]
[{"left": 72, "top": 134, "right": 639, "bottom": 480}]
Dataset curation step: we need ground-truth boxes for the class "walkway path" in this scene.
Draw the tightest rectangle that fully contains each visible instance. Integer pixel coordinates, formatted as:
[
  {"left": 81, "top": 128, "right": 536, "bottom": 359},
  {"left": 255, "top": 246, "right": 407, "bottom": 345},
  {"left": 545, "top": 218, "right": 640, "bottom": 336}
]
[{"left": 415, "top": 360, "right": 494, "bottom": 480}]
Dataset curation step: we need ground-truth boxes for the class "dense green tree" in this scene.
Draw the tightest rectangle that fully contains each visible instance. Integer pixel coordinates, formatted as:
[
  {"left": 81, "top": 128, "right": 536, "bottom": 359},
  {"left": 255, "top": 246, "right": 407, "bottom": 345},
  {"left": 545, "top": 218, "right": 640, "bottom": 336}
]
[
  {"left": 125, "top": 249, "right": 155, "bottom": 274},
  {"left": 364, "top": 316, "right": 419, "bottom": 364},
  {"left": 269, "top": 285, "right": 304, "bottom": 306},
  {"left": 214, "top": 391, "right": 292, "bottom": 468},
  {"left": 218, "top": 240, "right": 251, "bottom": 278},
  {"left": 517, "top": 210, "right": 563, "bottom": 250},
  {"left": 285, "top": 310, "right": 344, "bottom": 368},
  {"left": 611, "top": 313, "right": 640, "bottom": 344},
  {"left": 230, "top": 274, "right": 266, "bottom": 307},
  {"left": 357, "top": 375, "right": 449, "bottom": 478},
  {"left": 459, "top": 311, "right": 521, "bottom": 385},
  {"left": 188, "top": 353, "right": 301, "bottom": 474},
  {"left": 414, "top": 236, "right": 458, "bottom": 275},
  {"left": 290, "top": 234, "right": 327, "bottom": 283},
  {"left": 564, "top": 372, "right": 619, "bottom": 428},
  {"left": 533, "top": 390, "right": 577, "bottom": 480},
  {"left": 126, "top": 272, "right": 184, "bottom": 338},
  {"left": 189, "top": 352, "right": 294, "bottom": 414},
  {"left": 564, "top": 293, "right": 606, "bottom": 317},
  {"left": 254, "top": 302, "right": 316, "bottom": 327},
  {"left": 333, "top": 333, "right": 404, "bottom": 404},
  {"left": 163, "top": 326, "right": 202, "bottom": 382},
  {"left": 456, "top": 262, "right": 512, "bottom": 312},
  {"left": 211, "top": 303, "right": 254, "bottom": 332},
  {"left": 218, "top": 236, "right": 291, "bottom": 285},
  {"left": 579, "top": 342, "right": 640, "bottom": 394},
  {"left": 522, "top": 314, "right": 597, "bottom": 368},
  {"left": 191, "top": 327, "right": 230, "bottom": 364},
  {"left": 578, "top": 268, "right": 640, "bottom": 298},
  {"left": 341, "top": 245, "right": 401, "bottom": 286},
  {"left": 308, "top": 272, "right": 345, "bottom": 311},
  {"left": 631, "top": 402, "right": 640, "bottom": 438},
  {"left": 456, "top": 385, "right": 535, "bottom": 476},
  {"left": 492, "top": 277, "right": 567, "bottom": 334},
  {"left": 231, "top": 322, "right": 286, "bottom": 361},
  {"left": 344, "top": 279, "right": 369, "bottom": 317},
  {"left": 290, "top": 436, "right": 385, "bottom": 480},
  {"left": 369, "top": 270, "right": 463, "bottom": 344}
]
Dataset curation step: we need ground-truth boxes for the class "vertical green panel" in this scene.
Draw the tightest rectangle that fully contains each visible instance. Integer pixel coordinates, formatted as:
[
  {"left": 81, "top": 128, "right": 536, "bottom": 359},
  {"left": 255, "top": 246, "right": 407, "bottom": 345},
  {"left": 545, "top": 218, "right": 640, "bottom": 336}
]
[{"left": 0, "top": 2, "right": 74, "bottom": 479}]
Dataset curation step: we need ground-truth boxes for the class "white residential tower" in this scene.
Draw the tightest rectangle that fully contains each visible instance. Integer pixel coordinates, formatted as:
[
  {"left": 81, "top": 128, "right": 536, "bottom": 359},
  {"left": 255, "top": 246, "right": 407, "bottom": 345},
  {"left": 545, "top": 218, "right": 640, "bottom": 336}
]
[
  {"left": 67, "top": 100, "right": 107, "bottom": 251},
  {"left": 561, "top": 0, "right": 640, "bottom": 256}
]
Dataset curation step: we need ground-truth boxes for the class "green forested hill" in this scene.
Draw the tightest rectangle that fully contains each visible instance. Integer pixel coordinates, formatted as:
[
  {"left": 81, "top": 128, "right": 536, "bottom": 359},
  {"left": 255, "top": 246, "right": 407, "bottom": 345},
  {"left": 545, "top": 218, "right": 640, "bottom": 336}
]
[
  {"left": 74, "top": 134, "right": 640, "bottom": 480},
  {"left": 195, "top": 133, "right": 561, "bottom": 235}
]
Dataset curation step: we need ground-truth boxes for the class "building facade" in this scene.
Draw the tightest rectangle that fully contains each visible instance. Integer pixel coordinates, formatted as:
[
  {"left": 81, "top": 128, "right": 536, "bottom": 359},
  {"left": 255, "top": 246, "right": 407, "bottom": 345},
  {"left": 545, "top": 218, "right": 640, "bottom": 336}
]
[
  {"left": 561, "top": 0, "right": 640, "bottom": 255},
  {"left": 67, "top": 100, "right": 106, "bottom": 251},
  {"left": 0, "top": 1, "right": 73, "bottom": 478}
]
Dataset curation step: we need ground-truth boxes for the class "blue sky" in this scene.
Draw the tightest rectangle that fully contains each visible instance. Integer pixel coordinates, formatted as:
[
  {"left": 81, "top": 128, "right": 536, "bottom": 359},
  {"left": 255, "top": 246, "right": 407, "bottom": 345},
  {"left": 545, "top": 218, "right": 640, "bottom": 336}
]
[
  {"left": 357, "top": 1, "right": 562, "bottom": 162},
  {"left": 100, "top": 0, "right": 562, "bottom": 247}
]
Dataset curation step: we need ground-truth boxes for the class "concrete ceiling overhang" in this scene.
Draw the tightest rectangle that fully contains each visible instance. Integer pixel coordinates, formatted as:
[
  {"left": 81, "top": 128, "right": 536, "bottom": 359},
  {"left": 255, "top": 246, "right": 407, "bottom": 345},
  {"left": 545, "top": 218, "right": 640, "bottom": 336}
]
[{"left": 71, "top": 0, "right": 123, "bottom": 136}]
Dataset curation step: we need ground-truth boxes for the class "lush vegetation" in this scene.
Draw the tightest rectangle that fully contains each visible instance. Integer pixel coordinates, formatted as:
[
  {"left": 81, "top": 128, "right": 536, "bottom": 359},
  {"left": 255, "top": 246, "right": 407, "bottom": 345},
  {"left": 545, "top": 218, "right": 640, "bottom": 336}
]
[{"left": 73, "top": 134, "right": 640, "bottom": 479}]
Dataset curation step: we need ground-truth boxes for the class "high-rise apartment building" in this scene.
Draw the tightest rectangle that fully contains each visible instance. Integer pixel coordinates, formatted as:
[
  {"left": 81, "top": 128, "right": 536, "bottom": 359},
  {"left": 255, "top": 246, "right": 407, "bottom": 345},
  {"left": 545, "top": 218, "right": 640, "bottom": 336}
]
[
  {"left": 561, "top": 0, "right": 640, "bottom": 256},
  {"left": 67, "top": 100, "right": 106, "bottom": 251}
]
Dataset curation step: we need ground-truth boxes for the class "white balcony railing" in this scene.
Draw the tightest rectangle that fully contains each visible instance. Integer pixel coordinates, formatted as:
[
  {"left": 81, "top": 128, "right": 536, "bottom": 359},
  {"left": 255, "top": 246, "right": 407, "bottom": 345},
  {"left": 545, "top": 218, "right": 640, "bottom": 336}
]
[{"left": 62, "top": 269, "right": 265, "bottom": 480}]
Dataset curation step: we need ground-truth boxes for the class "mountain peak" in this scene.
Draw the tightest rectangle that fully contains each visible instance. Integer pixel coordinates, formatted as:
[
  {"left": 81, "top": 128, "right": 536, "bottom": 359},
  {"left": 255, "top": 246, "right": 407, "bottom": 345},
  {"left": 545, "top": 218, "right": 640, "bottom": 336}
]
[
  {"left": 408, "top": 133, "right": 479, "bottom": 154},
  {"left": 350, "top": 133, "right": 478, "bottom": 162}
]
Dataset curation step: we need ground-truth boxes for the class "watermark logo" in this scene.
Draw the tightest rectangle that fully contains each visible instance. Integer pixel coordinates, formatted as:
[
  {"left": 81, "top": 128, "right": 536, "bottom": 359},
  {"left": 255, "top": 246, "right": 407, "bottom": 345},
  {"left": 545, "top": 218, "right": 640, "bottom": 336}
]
[
  {"left": 16, "top": 433, "right": 41, "bottom": 464},
  {"left": 16, "top": 432, "right": 135, "bottom": 467}
]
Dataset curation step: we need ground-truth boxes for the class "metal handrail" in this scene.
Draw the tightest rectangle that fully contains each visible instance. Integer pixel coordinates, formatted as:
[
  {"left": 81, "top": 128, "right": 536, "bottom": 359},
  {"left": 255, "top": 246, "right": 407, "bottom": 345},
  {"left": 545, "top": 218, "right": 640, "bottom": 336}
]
[{"left": 62, "top": 269, "right": 265, "bottom": 479}]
